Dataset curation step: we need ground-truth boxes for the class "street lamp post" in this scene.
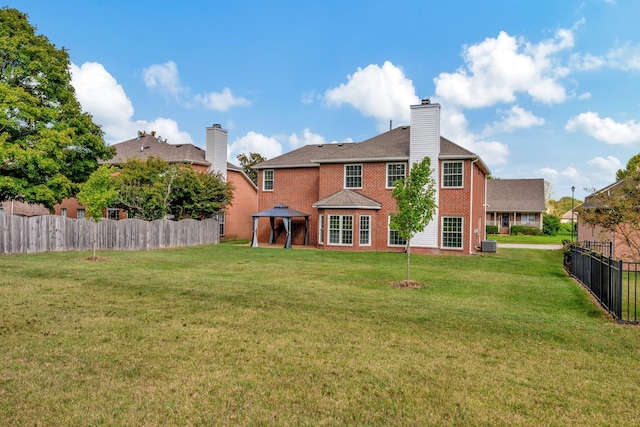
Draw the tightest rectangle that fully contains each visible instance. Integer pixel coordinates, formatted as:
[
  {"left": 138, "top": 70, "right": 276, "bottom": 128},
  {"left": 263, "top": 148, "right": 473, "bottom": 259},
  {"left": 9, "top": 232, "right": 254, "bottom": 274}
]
[{"left": 571, "top": 186, "right": 575, "bottom": 243}]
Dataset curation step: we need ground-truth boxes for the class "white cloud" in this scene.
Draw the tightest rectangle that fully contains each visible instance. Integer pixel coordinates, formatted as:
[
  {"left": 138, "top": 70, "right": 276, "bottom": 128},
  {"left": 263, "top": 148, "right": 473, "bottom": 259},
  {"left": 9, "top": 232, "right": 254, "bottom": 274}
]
[
  {"left": 565, "top": 112, "right": 640, "bottom": 145},
  {"left": 194, "top": 87, "right": 250, "bottom": 111},
  {"left": 539, "top": 167, "right": 559, "bottom": 179},
  {"left": 571, "top": 42, "right": 640, "bottom": 71},
  {"left": 438, "top": 103, "right": 510, "bottom": 166},
  {"left": 288, "top": 128, "right": 336, "bottom": 148},
  {"left": 228, "top": 131, "right": 283, "bottom": 163},
  {"left": 144, "top": 61, "right": 250, "bottom": 111},
  {"left": 70, "top": 62, "right": 194, "bottom": 145},
  {"left": 434, "top": 29, "right": 573, "bottom": 108},
  {"left": 577, "top": 92, "right": 591, "bottom": 100},
  {"left": 588, "top": 155, "right": 622, "bottom": 174},
  {"left": 324, "top": 61, "right": 420, "bottom": 132},
  {"left": 143, "top": 61, "right": 184, "bottom": 97},
  {"left": 483, "top": 105, "right": 544, "bottom": 135}
]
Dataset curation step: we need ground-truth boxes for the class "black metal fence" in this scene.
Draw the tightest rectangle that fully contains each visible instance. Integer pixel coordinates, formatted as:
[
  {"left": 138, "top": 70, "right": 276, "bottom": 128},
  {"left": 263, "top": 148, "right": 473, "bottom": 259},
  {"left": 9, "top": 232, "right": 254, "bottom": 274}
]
[{"left": 564, "top": 244, "right": 640, "bottom": 324}]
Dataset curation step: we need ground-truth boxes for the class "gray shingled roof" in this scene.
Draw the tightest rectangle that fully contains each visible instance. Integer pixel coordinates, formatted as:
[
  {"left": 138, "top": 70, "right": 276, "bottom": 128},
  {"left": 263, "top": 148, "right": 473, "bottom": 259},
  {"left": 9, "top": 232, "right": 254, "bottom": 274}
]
[
  {"left": 253, "top": 143, "right": 355, "bottom": 169},
  {"left": 312, "top": 189, "right": 382, "bottom": 209},
  {"left": 252, "top": 126, "right": 490, "bottom": 174},
  {"left": 487, "top": 179, "right": 545, "bottom": 212},
  {"left": 106, "top": 134, "right": 210, "bottom": 166}
]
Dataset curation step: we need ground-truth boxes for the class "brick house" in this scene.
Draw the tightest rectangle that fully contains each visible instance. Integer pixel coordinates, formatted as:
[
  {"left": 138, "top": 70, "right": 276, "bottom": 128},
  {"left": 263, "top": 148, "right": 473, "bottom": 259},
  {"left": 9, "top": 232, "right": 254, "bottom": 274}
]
[
  {"left": 54, "top": 125, "right": 258, "bottom": 241},
  {"left": 485, "top": 179, "right": 546, "bottom": 234},
  {"left": 252, "top": 100, "right": 491, "bottom": 254},
  {"left": 577, "top": 179, "right": 640, "bottom": 261}
]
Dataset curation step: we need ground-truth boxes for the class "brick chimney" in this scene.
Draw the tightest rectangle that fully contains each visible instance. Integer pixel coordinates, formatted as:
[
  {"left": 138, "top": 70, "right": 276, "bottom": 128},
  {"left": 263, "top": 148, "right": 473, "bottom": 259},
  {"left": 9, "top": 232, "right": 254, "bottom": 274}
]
[
  {"left": 205, "top": 124, "right": 228, "bottom": 180},
  {"left": 409, "top": 99, "right": 441, "bottom": 248}
]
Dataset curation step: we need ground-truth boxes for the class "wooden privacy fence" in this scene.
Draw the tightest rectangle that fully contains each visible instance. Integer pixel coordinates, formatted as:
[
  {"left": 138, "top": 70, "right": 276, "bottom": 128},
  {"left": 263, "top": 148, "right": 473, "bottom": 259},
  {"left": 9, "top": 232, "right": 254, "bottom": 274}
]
[{"left": 0, "top": 213, "right": 220, "bottom": 255}]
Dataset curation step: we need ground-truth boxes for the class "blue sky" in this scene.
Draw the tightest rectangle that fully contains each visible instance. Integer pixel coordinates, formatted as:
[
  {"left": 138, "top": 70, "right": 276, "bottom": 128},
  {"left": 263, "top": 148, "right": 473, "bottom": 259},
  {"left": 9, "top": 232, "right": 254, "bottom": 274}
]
[{"left": 6, "top": 0, "right": 640, "bottom": 200}]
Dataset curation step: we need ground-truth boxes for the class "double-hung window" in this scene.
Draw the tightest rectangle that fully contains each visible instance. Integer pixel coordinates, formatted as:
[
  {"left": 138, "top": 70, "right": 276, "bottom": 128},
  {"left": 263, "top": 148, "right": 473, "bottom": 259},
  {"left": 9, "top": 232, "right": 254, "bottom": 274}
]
[
  {"left": 345, "top": 164, "right": 362, "bottom": 188},
  {"left": 218, "top": 212, "right": 226, "bottom": 236},
  {"left": 359, "top": 215, "right": 371, "bottom": 246},
  {"left": 329, "top": 215, "right": 353, "bottom": 245},
  {"left": 386, "top": 163, "right": 406, "bottom": 188},
  {"left": 442, "top": 161, "right": 463, "bottom": 188},
  {"left": 388, "top": 216, "right": 407, "bottom": 247},
  {"left": 442, "top": 217, "right": 463, "bottom": 249},
  {"left": 263, "top": 170, "right": 274, "bottom": 191}
]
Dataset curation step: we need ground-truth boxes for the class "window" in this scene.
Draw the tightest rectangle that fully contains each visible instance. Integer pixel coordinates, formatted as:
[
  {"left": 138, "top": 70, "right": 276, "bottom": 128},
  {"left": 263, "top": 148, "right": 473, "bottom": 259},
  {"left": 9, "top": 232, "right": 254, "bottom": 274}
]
[
  {"left": 263, "top": 169, "right": 274, "bottom": 191},
  {"left": 318, "top": 214, "right": 324, "bottom": 244},
  {"left": 61, "top": 208, "right": 67, "bottom": 217},
  {"left": 388, "top": 217, "right": 407, "bottom": 247},
  {"left": 107, "top": 208, "right": 119, "bottom": 220},
  {"left": 328, "top": 215, "right": 353, "bottom": 245},
  {"left": 521, "top": 213, "right": 535, "bottom": 224},
  {"left": 0, "top": 207, "right": 4, "bottom": 214},
  {"left": 387, "top": 163, "right": 406, "bottom": 188},
  {"left": 359, "top": 215, "right": 371, "bottom": 246},
  {"left": 442, "top": 161, "right": 463, "bottom": 188},
  {"left": 77, "top": 209, "right": 85, "bottom": 219},
  {"left": 442, "top": 217, "right": 463, "bottom": 249},
  {"left": 218, "top": 212, "right": 226, "bottom": 236},
  {"left": 345, "top": 164, "right": 362, "bottom": 188}
]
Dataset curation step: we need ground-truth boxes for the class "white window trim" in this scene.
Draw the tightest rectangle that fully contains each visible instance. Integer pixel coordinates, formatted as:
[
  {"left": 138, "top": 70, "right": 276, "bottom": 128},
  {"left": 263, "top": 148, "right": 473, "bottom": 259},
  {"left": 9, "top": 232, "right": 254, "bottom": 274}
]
[
  {"left": 218, "top": 212, "right": 226, "bottom": 236},
  {"left": 441, "top": 216, "right": 464, "bottom": 250},
  {"left": 387, "top": 216, "right": 407, "bottom": 247},
  {"left": 344, "top": 164, "right": 363, "bottom": 189},
  {"left": 328, "top": 214, "right": 354, "bottom": 246},
  {"left": 442, "top": 161, "right": 464, "bottom": 189},
  {"left": 318, "top": 214, "right": 324, "bottom": 245},
  {"left": 386, "top": 162, "right": 406, "bottom": 189},
  {"left": 359, "top": 215, "right": 371, "bottom": 247},
  {"left": 263, "top": 169, "right": 274, "bottom": 191}
]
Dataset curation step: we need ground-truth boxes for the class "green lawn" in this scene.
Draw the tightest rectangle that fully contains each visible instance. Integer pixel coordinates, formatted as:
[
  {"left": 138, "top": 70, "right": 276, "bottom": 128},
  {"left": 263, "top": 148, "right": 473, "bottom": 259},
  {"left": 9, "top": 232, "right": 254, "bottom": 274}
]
[{"left": 1, "top": 245, "right": 640, "bottom": 425}]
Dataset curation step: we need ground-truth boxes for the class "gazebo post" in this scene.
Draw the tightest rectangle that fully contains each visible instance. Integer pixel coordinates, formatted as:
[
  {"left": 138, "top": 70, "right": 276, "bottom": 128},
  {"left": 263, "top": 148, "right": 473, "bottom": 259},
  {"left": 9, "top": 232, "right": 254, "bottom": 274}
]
[{"left": 269, "top": 217, "right": 275, "bottom": 244}]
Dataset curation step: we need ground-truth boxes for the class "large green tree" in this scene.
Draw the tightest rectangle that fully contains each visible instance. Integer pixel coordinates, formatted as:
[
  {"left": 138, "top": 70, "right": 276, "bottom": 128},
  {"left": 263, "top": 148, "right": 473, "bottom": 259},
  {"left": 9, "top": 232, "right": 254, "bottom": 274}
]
[
  {"left": 114, "top": 157, "right": 233, "bottom": 220},
  {"left": 616, "top": 153, "right": 640, "bottom": 181},
  {"left": 0, "top": 8, "right": 114, "bottom": 210},
  {"left": 236, "top": 152, "right": 266, "bottom": 186},
  {"left": 390, "top": 156, "right": 437, "bottom": 281}
]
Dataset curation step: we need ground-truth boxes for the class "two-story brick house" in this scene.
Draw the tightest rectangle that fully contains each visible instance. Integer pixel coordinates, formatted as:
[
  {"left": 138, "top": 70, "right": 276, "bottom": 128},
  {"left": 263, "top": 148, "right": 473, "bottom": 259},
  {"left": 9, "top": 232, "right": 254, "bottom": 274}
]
[
  {"left": 252, "top": 100, "right": 490, "bottom": 254},
  {"left": 54, "top": 125, "right": 258, "bottom": 240}
]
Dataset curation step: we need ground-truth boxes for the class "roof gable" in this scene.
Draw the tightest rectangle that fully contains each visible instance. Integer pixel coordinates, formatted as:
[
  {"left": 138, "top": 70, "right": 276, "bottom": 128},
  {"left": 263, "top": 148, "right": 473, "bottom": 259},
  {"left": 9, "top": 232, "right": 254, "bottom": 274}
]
[
  {"left": 487, "top": 179, "right": 545, "bottom": 212},
  {"left": 312, "top": 189, "right": 382, "bottom": 209}
]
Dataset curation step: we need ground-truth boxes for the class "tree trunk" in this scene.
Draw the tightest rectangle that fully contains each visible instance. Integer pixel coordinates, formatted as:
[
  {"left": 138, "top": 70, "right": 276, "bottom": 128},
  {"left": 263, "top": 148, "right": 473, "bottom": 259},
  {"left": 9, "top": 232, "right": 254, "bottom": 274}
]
[
  {"left": 406, "top": 237, "right": 411, "bottom": 280},
  {"left": 92, "top": 220, "right": 98, "bottom": 260}
]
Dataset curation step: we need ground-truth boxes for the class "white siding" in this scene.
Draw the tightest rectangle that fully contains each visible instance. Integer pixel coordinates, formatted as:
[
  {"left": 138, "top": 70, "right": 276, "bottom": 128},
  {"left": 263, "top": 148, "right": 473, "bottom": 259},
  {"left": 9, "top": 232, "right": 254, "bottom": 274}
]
[
  {"left": 205, "top": 124, "right": 228, "bottom": 180},
  {"left": 409, "top": 102, "right": 440, "bottom": 248}
]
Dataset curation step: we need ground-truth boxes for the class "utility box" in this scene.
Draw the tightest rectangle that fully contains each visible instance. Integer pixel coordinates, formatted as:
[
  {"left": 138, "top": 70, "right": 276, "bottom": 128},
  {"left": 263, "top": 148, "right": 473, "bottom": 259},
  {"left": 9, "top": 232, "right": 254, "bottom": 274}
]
[{"left": 481, "top": 240, "right": 497, "bottom": 253}]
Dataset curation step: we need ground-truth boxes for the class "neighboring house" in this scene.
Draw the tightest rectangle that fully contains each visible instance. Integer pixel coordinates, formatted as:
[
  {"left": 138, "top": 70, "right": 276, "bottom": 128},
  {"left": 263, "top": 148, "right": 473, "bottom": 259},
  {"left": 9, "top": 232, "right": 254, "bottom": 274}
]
[
  {"left": 486, "top": 179, "right": 545, "bottom": 234},
  {"left": 53, "top": 125, "right": 258, "bottom": 241},
  {"left": 577, "top": 179, "right": 637, "bottom": 261},
  {"left": 252, "top": 100, "right": 491, "bottom": 254},
  {"left": 560, "top": 209, "right": 575, "bottom": 224},
  {"left": 0, "top": 200, "right": 49, "bottom": 216}
]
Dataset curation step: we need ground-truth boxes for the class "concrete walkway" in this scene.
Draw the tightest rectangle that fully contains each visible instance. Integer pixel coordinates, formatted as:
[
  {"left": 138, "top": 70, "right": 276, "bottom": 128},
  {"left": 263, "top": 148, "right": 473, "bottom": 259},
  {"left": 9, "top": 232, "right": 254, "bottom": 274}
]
[{"left": 497, "top": 243, "right": 563, "bottom": 250}]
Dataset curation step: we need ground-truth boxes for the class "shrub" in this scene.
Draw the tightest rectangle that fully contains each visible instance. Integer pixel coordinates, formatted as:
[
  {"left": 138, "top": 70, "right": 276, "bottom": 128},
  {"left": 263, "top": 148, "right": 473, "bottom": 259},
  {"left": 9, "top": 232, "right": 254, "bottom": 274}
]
[
  {"left": 510, "top": 225, "right": 541, "bottom": 236},
  {"left": 543, "top": 215, "right": 561, "bottom": 236},
  {"left": 486, "top": 225, "right": 499, "bottom": 235}
]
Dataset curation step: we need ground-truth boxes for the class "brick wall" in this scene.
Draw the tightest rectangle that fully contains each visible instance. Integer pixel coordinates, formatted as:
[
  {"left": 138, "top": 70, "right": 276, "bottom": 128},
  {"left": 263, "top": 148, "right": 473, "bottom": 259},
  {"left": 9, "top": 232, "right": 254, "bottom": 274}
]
[{"left": 223, "top": 170, "right": 257, "bottom": 240}]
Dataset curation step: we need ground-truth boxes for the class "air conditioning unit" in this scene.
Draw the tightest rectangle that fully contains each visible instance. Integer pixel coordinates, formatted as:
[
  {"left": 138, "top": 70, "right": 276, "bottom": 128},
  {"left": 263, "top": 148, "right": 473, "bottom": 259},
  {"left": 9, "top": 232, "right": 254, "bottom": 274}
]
[{"left": 481, "top": 240, "right": 497, "bottom": 253}]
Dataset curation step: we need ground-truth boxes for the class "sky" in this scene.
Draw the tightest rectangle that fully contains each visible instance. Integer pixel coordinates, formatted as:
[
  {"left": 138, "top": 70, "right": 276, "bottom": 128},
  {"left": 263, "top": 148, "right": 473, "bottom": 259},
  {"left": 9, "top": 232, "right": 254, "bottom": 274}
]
[{"left": 5, "top": 0, "right": 640, "bottom": 200}]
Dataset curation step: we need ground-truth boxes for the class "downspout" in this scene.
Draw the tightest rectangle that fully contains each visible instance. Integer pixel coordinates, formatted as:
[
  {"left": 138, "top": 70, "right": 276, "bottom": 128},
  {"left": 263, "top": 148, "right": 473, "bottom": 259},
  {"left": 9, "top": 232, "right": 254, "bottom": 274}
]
[{"left": 470, "top": 159, "right": 478, "bottom": 254}]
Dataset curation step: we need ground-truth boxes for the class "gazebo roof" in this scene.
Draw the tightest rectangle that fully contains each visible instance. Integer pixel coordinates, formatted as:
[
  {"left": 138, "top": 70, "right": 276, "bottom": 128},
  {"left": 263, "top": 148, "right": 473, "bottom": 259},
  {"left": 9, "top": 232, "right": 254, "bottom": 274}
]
[{"left": 252, "top": 203, "right": 309, "bottom": 218}]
